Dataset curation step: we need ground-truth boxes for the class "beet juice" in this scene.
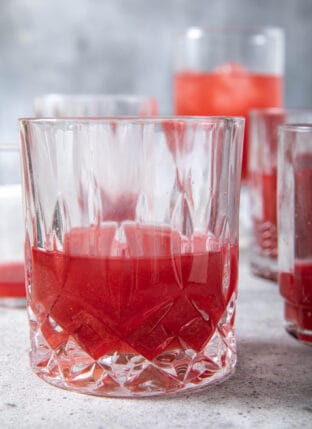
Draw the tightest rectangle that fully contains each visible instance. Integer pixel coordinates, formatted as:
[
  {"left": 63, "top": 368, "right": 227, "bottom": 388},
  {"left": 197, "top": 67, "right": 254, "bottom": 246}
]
[
  {"left": 174, "top": 67, "right": 283, "bottom": 181},
  {"left": 278, "top": 126, "right": 312, "bottom": 344},
  {"left": 30, "top": 226, "right": 238, "bottom": 362},
  {"left": 279, "top": 263, "right": 312, "bottom": 343},
  {"left": 0, "top": 148, "right": 26, "bottom": 307},
  {"left": 279, "top": 162, "right": 312, "bottom": 342},
  {"left": 0, "top": 262, "right": 25, "bottom": 298}
]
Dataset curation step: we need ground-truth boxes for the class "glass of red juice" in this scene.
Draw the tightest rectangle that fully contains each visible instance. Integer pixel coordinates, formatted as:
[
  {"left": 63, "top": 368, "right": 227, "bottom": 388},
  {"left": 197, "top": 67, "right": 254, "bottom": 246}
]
[
  {"left": 33, "top": 94, "right": 158, "bottom": 117},
  {"left": 278, "top": 124, "right": 312, "bottom": 344},
  {"left": 249, "top": 109, "right": 312, "bottom": 281},
  {"left": 174, "top": 26, "right": 284, "bottom": 183},
  {"left": 0, "top": 146, "right": 25, "bottom": 307},
  {"left": 19, "top": 116, "right": 244, "bottom": 397},
  {"left": 174, "top": 27, "right": 284, "bottom": 248}
]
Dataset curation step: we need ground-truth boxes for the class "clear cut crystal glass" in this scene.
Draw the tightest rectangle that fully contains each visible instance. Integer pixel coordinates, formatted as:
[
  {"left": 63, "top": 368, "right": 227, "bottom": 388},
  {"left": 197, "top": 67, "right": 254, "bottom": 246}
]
[{"left": 19, "top": 116, "right": 244, "bottom": 397}]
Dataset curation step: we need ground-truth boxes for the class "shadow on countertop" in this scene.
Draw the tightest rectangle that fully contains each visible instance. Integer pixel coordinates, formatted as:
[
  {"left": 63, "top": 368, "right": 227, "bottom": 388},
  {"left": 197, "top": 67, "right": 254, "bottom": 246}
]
[{"left": 151, "top": 337, "right": 312, "bottom": 407}]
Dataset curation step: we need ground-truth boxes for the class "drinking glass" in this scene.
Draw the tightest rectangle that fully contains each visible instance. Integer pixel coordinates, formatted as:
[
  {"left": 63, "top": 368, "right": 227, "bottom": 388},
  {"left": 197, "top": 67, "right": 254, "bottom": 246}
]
[
  {"left": 249, "top": 109, "right": 312, "bottom": 280},
  {"left": 173, "top": 27, "right": 284, "bottom": 249},
  {"left": 0, "top": 146, "right": 25, "bottom": 307},
  {"left": 34, "top": 94, "right": 158, "bottom": 117},
  {"left": 278, "top": 124, "right": 312, "bottom": 344},
  {"left": 173, "top": 26, "right": 284, "bottom": 183},
  {"left": 19, "top": 116, "right": 244, "bottom": 397}
]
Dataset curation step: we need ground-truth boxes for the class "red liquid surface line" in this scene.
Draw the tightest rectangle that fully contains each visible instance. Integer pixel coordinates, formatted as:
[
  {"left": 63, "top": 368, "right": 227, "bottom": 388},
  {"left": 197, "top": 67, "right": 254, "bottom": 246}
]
[
  {"left": 30, "top": 227, "right": 238, "bottom": 361},
  {"left": 174, "top": 67, "right": 283, "bottom": 181},
  {"left": 0, "top": 262, "right": 26, "bottom": 298}
]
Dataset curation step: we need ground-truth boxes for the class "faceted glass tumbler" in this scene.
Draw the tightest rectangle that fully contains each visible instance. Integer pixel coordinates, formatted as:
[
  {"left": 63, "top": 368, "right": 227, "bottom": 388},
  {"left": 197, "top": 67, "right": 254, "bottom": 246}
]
[
  {"left": 33, "top": 94, "right": 158, "bottom": 117},
  {"left": 0, "top": 146, "right": 25, "bottom": 307},
  {"left": 249, "top": 109, "right": 312, "bottom": 281},
  {"left": 19, "top": 117, "right": 244, "bottom": 397},
  {"left": 278, "top": 124, "right": 312, "bottom": 344}
]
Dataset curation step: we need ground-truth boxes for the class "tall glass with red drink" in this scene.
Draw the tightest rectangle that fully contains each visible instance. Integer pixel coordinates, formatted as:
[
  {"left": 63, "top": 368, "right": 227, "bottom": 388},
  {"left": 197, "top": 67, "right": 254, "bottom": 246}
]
[
  {"left": 174, "top": 26, "right": 284, "bottom": 182},
  {"left": 19, "top": 116, "right": 244, "bottom": 397},
  {"left": 278, "top": 124, "right": 312, "bottom": 344},
  {"left": 249, "top": 109, "right": 312, "bottom": 281}
]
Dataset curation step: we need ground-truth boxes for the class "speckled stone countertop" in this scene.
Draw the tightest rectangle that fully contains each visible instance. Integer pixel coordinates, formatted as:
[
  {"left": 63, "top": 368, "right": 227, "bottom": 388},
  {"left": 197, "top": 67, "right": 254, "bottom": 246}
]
[{"left": 0, "top": 251, "right": 311, "bottom": 429}]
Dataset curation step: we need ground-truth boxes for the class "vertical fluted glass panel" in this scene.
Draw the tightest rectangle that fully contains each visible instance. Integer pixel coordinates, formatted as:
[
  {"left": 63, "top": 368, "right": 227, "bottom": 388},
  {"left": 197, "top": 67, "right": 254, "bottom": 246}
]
[{"left": 20, "top": 117, "right": 244, "bottom": 397}]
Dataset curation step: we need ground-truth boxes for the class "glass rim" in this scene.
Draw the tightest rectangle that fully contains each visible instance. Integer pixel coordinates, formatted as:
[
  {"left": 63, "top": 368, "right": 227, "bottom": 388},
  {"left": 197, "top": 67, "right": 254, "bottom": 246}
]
[
  {"left": 177, "top": 25, "right": 284, "bottom": 40},
  {"left": 0, "top": 144, "right": 19, "bottom": 150},
  {"left": 250, "top": 107, "right": 312, "bottom": 117},
  {"left": 34, "top": 94, "right": 157, "bottom": 102},
  {"left": 19, "top": 116, "right": 245, "bottom": 126},
  {"left": 279, "top": 123, "right": 312, "bottom": 133}
]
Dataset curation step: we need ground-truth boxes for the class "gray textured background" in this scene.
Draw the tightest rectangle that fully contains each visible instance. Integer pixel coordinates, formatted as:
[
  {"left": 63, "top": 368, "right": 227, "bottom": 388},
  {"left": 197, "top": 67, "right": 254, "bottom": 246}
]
[{"left": 0, "top": 0, "right": 311, "bottom": 142}]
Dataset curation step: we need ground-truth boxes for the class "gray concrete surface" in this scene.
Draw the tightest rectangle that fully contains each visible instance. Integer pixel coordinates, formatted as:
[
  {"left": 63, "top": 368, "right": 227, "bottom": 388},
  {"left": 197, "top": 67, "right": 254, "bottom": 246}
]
[{"left": 0, "top": 252, "right": 311, "bottom": 429}]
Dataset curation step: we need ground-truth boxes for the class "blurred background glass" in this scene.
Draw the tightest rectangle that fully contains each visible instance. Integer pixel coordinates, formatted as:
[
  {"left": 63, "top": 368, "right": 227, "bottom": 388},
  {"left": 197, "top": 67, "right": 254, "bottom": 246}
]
[
  {"left": 278, "top": 124, "right": 312, "bottom": 344},
  {"left": 173, "top": 26, "right": 284, "bottom": 182},
  {"left": 249, "top": 109, "right": 312, "bottom": 281},
  {"left": 0, "top": 0, "right": 311, "bottom": 142},
  {"left": 34, "top": 94, "right": 158, "bottom": 117}
]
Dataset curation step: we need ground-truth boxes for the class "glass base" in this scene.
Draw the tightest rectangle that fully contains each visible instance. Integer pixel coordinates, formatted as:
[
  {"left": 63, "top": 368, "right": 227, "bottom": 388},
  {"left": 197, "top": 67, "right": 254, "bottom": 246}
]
[
  {"left": 29, "top": 313, "right": 237, "bottom": 398},
  {"left": 284, "top": 301, "right": 312, "bottom": 345},
  {"left": 285, "top": 323, "right": 312, "bottom": 345},
  {"left": 33, "top": 349, "right": 236, "bottom": 398},
  {"left": 0, "top": 297, "right": 26, "bottom": 308},
  {"left": 249, "top": 250, "right": 277, "bottom": 281}
]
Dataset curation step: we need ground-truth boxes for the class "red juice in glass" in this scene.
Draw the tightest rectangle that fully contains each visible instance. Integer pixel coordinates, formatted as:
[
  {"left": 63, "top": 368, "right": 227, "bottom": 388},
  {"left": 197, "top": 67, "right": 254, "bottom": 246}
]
[
  {"left": 0, "top": 262, "right": 25, "bottom": 298},
  {"left": 249, "top": 110, "right": 312, "bottom": 280},
  {"left": 30, "top": 226, "right": 238, "bottom": 362},
  {"left": 174, "top": 67, "right": 283, "bottom": 181},
  {"left": 281, "top": 157, "right": 312, "bottom": 340},
  {"left": 0, "top": 147, "right": 26, "bottom": 307},
  {"left": 279, "top": 262, "right": 312, "bottom": 343},
  {"left": 278, "top": 126, "right": 312, "bottom": 343},
  {"left": 174, "top": 27, "right": 284, "bottom": 183},
  {"left": 21, "top": 116, "right": 243, "bottom": 397}
]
